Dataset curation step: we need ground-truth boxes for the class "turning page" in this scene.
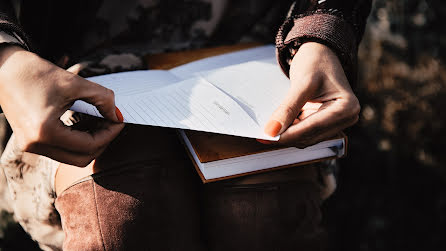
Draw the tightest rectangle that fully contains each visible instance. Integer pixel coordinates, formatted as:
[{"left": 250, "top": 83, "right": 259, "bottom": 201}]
[
  {"left": 86, "top": 70, "right": 181, "bottom": 97},
  {"left": 70, "top": 45, "right": 284, "bottom": 140},
  {"left": 73, "top": 77, "right": 277, "bottom": 140},
  {"left": 169, "top": 45, "right": 275, "bottom": 79},
  {"left": 197, "top": 60, "right": 290, "bottom": 127}
]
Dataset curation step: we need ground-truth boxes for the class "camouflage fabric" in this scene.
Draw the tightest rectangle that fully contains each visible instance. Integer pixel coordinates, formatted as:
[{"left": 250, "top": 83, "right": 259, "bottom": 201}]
[
  {"left": 1, "top": 136, "right": 63, "bottom": 251},
  {"left": 44, "top": 0, "right": 294, "bottom": 77}
]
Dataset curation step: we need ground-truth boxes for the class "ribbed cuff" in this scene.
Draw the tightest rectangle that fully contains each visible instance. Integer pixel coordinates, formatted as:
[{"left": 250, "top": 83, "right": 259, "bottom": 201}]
[{"left": 276, "top": 13, "right": 357, "bottom": 84}]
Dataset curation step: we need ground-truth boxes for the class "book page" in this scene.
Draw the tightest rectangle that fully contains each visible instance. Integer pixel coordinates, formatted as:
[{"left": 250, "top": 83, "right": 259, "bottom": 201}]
[
  {"left": 84, "top": 45, "right": 276, "bottom": 98},
  {"left": 169, "top": 45, "right": 275, "bottom": 80},
  {"left": 71, "top": 78, "right": 279, "bottom": 140},
  {"left": 70, "top": 45, "right": 283, "bottom": 140},
  {"left": 87, "top": 70, "right": 181, "bottom": 97},
  {"left": 198, "top": 61, "right": 290, "bottom": 127}
]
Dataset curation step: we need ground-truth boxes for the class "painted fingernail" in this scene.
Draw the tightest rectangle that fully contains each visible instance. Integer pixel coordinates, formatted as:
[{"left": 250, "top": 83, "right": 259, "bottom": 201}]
[
  {"left": 115, "top": 107, "right": 124, "bottom": 123},
  {"left": 264, "top": 120, "right": 282, "bottom": 137},
  {"left": 256, "top": 139, "right": 274, "bottom": 145},
  {"left": 292, "top": 118, "right": 300, "bottom": 125}
]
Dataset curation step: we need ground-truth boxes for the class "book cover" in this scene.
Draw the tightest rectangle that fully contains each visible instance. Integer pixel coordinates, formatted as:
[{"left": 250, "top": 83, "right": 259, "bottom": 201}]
[{"left": 179, "top": 130, "right": 347, "bottom": 183}]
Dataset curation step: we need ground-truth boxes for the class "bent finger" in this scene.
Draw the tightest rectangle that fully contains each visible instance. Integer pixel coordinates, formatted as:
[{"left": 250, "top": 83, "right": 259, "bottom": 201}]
[
  {"left": 281, "top": 115, "right": 357, "bottom": 148},
  {"left": 278, "top": 101, "right": 359, "bottom": 147},
  {"left": 71, "top": 76, "right": 122, "bottom": 123},
  {"left": 47, "top": 120, "right": 124, "bottom": 155},
  {"left": 299, "top": 102, "right": 323, "bottom": 120}
]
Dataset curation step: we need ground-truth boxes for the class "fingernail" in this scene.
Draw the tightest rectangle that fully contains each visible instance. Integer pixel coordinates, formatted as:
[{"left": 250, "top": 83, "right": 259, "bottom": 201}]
[
  {"left": 115, "top": 107, "right": 124, "bottom": 123},
  {"left": 264, "top": 120, "right": 282, "bottom": 137},
  {"left": 292, "top": 118, "right": 300, "bottom": 125},
  {"left": 256, "top": 139, "right": 274, "bottom": 145}
]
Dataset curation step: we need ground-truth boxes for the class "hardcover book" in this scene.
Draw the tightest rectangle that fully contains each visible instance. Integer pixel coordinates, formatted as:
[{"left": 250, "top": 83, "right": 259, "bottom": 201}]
[{"left": 179, "top": 130, "right": 346, "bottom": 183}]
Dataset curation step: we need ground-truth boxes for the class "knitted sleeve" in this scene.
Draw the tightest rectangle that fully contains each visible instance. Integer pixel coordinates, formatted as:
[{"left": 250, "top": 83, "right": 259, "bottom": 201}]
[{"left": 275, "top": 0, "right": 373, "bottom": 86}]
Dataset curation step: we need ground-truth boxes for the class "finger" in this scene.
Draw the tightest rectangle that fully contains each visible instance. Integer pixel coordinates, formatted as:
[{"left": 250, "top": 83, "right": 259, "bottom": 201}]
[
  {"left": 299, "top": 102, "right": 323, "bottom": 120},
  {"left": 26, "top": 143, "right": 108, "bottom": 167},
  {"left": 71, "top": 76, "right": 123, "bottom": 123},
  {"left": 66, "top": 62, "right": 90, "bottom": 75},
  {"left": 264, "top": 85, "right": 309, "bottom": 137},
  {"left": 60, "top": 110, "right": 81, "bottom": 126},
  {"left": 302, "top": 102, "right": 323, "bottom": 110},
  {"left": 283, "top": 115, "right": 356, "bottom": 148},
  {"left": 279, "top": 100, "right": 359, "bottom": 147},
  {"left": 46, "top": 119, "right": 124, "bottom": 155}
]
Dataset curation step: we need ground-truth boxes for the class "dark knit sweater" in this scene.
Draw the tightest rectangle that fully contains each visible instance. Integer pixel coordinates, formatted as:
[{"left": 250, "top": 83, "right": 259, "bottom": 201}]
[{"left": 0, "top": 0, "right": 372, "bottom": 83}]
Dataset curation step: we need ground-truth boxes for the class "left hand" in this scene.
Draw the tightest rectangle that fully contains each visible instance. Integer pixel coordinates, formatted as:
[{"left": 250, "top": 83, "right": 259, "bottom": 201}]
[
  {"left": 0, "top": 46, "right": 124, "bottom": 167},
  {"left": 261, "top": 42, "right": 360, "bottom": 147}
]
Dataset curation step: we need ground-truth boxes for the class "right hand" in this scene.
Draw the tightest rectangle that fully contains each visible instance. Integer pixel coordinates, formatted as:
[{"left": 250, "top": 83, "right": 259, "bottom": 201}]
[
  {"left": 261, "top": 42, "right": 359, "bottom": 147},
  {"left": 0, "top": 45, "right": 125, "bottom": 166}
]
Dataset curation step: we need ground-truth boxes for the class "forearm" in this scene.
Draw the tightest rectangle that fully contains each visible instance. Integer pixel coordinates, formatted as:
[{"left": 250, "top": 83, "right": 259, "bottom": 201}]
[{"left": 276, "top": 0, "right": 373, "bottom": 85}]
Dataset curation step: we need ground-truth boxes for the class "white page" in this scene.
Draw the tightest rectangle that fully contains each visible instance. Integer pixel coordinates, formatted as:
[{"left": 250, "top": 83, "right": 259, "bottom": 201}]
[
  {"left": 170, "top": 45, "right": 275, "bottom": 79},
  {"left": 71, "top": 77, "right": 279, "bottom": 140},
  {"left": 179, "top": 129, "right": 344, "bottom": 180},
  {"left": 84, "top": 45, "right": 276, "bottom": 97},
  {"left": 198, "top": 61, "right": 290, "bottom": 127},
  {"left": 70, "top": 45, "right": 283, "bottom": 140},
  {"left": 87, "top": 70, "right": 181, "bottom": 97},
  {"left": 203, "top": 148, "right": 337, "bottom": 179}
]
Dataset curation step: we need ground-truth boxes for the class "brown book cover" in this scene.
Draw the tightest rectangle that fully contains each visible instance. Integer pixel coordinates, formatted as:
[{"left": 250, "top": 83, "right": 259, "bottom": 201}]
[
  {"left": 179, "top": 130, "right": 347, "bottom": 183},
  {"left": 184, "top": 130, "right": 285, "bottom": 162}
]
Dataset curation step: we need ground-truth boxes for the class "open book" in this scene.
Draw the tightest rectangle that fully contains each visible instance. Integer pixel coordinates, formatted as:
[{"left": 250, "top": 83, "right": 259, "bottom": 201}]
[
  {"left": 71, "top": 45, "right": 284, "bottom": 140},
  {"left": 70, "top": 45, "right": 348, "bottom": 181}
]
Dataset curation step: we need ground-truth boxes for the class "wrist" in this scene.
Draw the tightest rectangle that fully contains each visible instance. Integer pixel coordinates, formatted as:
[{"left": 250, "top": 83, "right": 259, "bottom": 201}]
[
  {"left": 291, "top": 42, "right": 336, "bottom": 61},
  {"left": 290, "top": 42, "right": 341, "bottom": 72}
]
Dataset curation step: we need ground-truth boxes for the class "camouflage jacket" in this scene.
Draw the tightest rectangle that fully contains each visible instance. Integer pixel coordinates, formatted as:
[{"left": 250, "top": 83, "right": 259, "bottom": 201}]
[{"left": 0, "top": 0, "right": 372, "bottom": 82}]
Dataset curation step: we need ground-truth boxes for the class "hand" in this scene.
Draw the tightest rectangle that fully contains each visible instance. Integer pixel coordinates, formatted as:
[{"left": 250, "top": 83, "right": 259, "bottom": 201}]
[
  {"left": 0, "top": 45, "right": 125, "bottom": 166},
  {"left": 262, "top": 42, "right": 359, "bottom": 147}
]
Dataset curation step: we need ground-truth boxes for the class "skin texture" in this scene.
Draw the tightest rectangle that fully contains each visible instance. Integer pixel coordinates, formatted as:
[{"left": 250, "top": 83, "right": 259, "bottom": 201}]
[
  {"left": 263, "top": 42, "right": 360, "bottom": 147},
  {"left": 0, "top": 45, "right": 125, "bottom": 167}
]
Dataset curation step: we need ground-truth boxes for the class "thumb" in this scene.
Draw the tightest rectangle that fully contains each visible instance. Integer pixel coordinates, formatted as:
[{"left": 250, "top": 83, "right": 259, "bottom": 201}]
[
  {"left": 73, "top": 76, "right": 123, "bottom": 123},
  {"left": 264, "top": 86, "right": 308, "bottom": 137}
]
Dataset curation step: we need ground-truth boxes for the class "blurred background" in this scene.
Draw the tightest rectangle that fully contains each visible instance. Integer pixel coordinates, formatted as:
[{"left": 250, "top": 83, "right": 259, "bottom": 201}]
[
  {"left": 324, "top": 0, "right": 446, "bottom": 250},
  {"left": 1, "top": 0, "right": 445, "bottom": 250}
]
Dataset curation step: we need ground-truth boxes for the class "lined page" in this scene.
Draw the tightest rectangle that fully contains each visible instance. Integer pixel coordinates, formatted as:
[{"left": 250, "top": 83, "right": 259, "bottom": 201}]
[
  {"left": 71, "top": 78, "right": 279, "bottom": 140},
  {"left": 169, "top": 45, "right": 275, "bottom": 80},
  {"left": 199, "top": 61, "right": 290, "bottom": 127},
  {"left": 70, "top": 46, "right": 283, "bottom": 140},
  {"left": 87, "top": 70, "right": 180, "bottom": 97}
]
